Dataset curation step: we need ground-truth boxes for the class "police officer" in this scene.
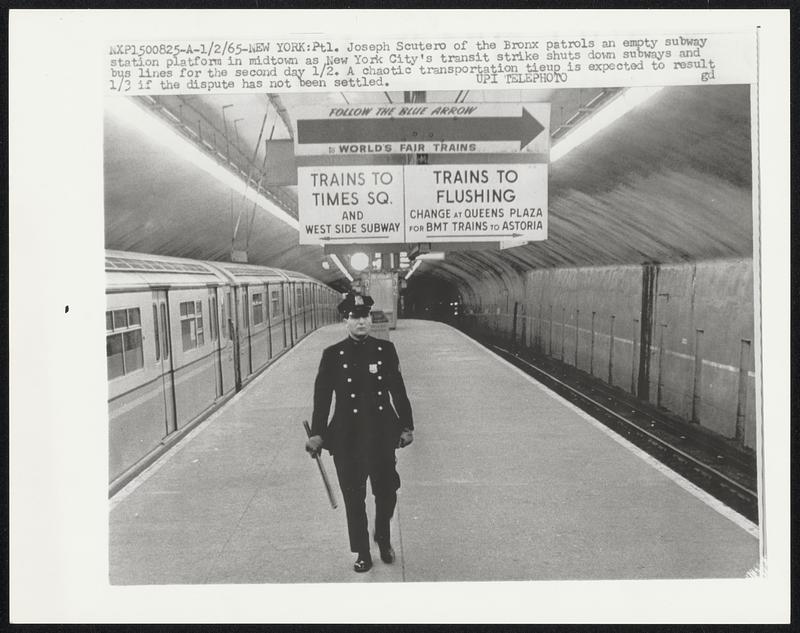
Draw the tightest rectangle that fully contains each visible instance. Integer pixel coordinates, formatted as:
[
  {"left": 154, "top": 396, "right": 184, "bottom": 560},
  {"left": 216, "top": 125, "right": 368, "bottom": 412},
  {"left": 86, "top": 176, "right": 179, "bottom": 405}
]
[{"left": 305, "top": 292, "right": 414, "bottom": 572}]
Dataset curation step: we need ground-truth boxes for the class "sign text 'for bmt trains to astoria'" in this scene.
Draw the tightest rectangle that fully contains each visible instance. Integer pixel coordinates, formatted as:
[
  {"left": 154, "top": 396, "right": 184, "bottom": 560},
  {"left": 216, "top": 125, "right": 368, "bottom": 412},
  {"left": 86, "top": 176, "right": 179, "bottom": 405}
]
[
  {"left": 293, "top": 103, "right": 550, "bottom": 156},
  {"left": 298, "top": 164, "right": 547, "bottom": 244}
]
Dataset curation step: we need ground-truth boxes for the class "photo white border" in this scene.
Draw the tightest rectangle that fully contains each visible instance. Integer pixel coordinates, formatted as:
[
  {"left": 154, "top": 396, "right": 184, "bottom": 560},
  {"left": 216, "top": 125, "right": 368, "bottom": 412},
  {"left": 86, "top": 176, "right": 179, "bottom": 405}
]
[{"left": 9, "top": 9, "right": 790, "bottom": 623}]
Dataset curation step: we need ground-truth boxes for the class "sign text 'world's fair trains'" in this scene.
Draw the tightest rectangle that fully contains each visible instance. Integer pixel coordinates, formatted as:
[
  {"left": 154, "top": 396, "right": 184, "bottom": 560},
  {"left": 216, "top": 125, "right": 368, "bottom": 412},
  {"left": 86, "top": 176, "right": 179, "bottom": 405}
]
[{"left": 298, "top": 164, "right": 547, "bottom": 244}]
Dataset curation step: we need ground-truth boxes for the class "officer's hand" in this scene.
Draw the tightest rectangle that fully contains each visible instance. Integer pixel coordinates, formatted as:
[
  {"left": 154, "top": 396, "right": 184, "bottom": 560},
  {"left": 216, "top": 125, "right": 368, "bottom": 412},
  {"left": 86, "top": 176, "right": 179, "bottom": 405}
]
[
  {"left": 305, "top": 435, "right": 323, "bottom": 458},
  {"left": 398, "top": 429, "right": 414, "bottom": 448}
]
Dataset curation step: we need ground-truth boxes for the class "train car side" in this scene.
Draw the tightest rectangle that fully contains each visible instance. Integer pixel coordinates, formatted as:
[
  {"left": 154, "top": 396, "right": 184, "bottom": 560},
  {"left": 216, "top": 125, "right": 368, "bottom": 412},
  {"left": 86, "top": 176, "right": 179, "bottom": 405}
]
[{"left": 106, "top": 251, "right": 340, "bottom": 493}]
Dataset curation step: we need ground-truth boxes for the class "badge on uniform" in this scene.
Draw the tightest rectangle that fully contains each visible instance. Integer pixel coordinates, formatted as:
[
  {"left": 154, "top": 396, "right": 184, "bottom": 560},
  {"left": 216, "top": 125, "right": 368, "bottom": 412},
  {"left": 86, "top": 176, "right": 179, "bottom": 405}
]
[{"left": 369, "top": 363, "right": 378, "bottom": 374}]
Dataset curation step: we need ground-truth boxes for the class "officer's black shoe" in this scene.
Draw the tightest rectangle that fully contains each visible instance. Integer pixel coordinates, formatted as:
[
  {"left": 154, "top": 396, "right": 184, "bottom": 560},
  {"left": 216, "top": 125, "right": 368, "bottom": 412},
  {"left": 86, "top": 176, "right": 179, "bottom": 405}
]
[
  {"left": 353, "top": 552, "right": 372, "bottom": 573},
  {"left": 377, "top": 542, "right": 395, "bottom": 564},
  {"left": 373, "top": 537, "right": 395, "bottom": 564}
]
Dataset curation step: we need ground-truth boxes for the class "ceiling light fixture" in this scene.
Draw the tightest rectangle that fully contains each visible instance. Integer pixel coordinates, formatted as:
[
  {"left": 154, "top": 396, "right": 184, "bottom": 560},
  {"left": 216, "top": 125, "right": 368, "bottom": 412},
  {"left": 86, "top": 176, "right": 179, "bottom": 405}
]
[
  {"left": 329, "top": 254, "right": 353, "bottom": 282},
  {"left": 350, "top": 252, "right": 370, "bottom": 271},
  {"left": 550, "top": 87, "right": 663, "bottom": 163},
  {"left": 414, "top": 252, "right": 446, "bottom": 261},
  {"left": 404, "top": 259, "right": 422, "bottom": 281},
  {"left": 106, "top": 97, "right": 299, "bottom": 231}
]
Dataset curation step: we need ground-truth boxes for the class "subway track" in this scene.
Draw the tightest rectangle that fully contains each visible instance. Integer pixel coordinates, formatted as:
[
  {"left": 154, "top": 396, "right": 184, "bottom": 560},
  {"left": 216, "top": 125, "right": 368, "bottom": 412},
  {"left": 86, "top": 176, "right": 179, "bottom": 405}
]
[{"left": 460, "top": 329, "right": 758, "bottom": 524}]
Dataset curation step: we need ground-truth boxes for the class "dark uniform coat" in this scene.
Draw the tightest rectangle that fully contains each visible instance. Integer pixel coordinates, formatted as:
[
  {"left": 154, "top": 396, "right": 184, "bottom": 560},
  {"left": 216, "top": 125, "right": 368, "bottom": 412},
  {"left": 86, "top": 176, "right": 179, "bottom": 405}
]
[{"left": 311, "top": 335, "right": 413, "bottom": 461}]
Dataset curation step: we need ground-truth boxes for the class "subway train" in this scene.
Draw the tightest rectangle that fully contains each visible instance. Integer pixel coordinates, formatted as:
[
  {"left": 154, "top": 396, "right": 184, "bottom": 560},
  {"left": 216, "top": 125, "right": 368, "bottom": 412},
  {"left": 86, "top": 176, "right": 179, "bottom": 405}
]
[{"left": 106, "top": 249, "right": 341, "bottom": 490}]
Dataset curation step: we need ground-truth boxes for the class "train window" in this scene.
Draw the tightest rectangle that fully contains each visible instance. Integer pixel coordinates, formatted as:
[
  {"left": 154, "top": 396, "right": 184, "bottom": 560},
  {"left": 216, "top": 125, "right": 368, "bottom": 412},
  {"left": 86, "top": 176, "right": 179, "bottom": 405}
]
[
  {"left": 196, "top": 302, "right": 204, "bottom": 346},
  {"left": 179, "top": 300, "right": 205, "bottom": 351},
  {"left": 213, "top": 297, "right": 219, "bottom": 340},
  {"left": 123, "top": 331, "right": 143, "bottom": 372},
  {"left": 106, "top": 307, "right": 144, "bottom": 379},
  {"left": 153, "top": 304, "right": 160, "bottom": 361},
  {"left": 271, "top": 289, "right": 280, "bottom": 317},
  {"left": 106, "top": 333, "right": 124, "bottom": 379},
  {"left": 243, "top": 293, "right": 249, "bottom": 329},
  {"left": 112, "top": 309, "right": 128, "bottom": 329},
  {"left": 160, "top": 304, "right": 170, "bottom": 360},
  {"left": 296, "top": 286, "right": 303, "bottom": 307},
  {"left": 226, "top": 291, "right": 232, "bottom": 338},
  {"left": 214, "top": 297, "right": 220, "bottom": 339},
  {"left": 208, "top": 297, "right": 219, "bottom": 341},
  {"left": 180, "top": 308, "right": 195, "bottom": 350},
  {"left": 252, "top": 293, "right": 264, "bottom": 325}
]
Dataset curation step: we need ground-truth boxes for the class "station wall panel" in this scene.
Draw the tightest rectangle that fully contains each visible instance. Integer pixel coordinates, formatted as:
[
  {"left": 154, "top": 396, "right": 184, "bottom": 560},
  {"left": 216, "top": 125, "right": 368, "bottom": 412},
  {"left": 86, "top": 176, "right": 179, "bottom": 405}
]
[{"left": 460, "top": 257, "right": 756, "bottom": 448}]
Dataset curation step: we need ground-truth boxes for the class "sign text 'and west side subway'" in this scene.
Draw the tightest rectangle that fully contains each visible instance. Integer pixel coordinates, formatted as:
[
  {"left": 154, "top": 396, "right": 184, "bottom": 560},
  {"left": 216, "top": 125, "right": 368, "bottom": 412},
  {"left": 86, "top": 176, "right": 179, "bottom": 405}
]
[
  {"left": 298, "top": 164, "right": 547, "bottom": 244},
  {"left": 293, "top": 103, "right": 550, "bottom": 156}
]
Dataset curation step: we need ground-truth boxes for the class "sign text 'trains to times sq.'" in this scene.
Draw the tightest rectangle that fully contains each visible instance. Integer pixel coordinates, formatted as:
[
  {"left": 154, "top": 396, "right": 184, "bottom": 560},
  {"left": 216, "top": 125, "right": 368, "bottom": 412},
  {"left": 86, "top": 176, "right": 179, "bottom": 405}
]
[{"left": 298, "top": 165, "right": 405, "bottom": 245}]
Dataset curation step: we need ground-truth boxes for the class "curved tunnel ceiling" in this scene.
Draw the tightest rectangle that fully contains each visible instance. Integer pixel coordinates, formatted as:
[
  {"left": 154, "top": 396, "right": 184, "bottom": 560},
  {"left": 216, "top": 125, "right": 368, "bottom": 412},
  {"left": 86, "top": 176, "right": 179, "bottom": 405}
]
[{"left": 104, "top": 85, "right": 752, "bottom": 293}]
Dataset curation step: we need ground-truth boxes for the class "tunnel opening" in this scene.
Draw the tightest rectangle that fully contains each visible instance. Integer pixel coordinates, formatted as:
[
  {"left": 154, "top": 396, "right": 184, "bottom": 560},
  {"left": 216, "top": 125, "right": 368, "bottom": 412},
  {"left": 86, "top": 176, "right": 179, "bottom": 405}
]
[{"left": 402, "top": 277, "right": 462, "bottom": 324}]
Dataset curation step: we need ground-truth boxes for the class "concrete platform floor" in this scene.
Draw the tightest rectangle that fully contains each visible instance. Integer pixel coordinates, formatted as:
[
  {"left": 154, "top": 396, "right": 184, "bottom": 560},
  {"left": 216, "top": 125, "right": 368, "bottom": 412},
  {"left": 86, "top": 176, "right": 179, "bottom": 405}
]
[{"left": 110, "top": 319, "right": 759, "bottom": 585}]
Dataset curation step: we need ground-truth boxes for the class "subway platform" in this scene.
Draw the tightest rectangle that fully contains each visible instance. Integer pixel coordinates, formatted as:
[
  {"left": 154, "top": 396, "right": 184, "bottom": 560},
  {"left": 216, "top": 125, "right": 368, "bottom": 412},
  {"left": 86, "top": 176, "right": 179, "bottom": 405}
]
[{"left": 109, "top": 319, "right": 758, "bottom": 584}]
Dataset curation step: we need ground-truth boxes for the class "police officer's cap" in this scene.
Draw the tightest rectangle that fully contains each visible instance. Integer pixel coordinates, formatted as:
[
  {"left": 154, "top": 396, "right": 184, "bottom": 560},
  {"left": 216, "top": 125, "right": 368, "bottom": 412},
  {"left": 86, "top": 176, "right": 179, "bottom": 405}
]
[{"left": 338, "top": 292, "right": 374, "bottom": 318}]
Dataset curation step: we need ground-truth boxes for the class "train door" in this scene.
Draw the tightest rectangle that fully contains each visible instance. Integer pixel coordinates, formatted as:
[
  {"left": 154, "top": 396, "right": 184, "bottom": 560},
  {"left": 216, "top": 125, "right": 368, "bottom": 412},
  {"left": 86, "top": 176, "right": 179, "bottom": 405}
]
[
  {"left": 293, "top": 283, "right": 300, "bottom": 342},
  {"left": 208, "top": 288, "right": 223, "bottom": 399},
  {"left": 152, "top": 289, "right": 177, "bottom": 435},
  {"left": 307, "top": 284, "right": 312, "bottom": 332},
  {"left": 265, "top": 282, "right": 273, "bottom": 359},
  {"left": 281, "top": 282, "right": 289, "bottom": 349},
  {"left": 311, "top": 286, "right": 317, "bottom": 330},
  {"left": 218, "top": 287, "right": 236, "bottom": 393},
  {"left": 299, "top": 284, "right": 304, "bottom": 334},
  {"left": 302, "top": 284, "right": 308, "bottom": 334},
  {"left": 298, "top": 283, "right": 304, "bottom": 335},
  {"left": 247, "top": 287, "right": 254, "bottom": 374},
  {"left": 239, "top": 285, "right": 253, "bottom": 377},
  {"left": 284, "top": 282, "right": 294, "bottom": 347},
  {"left": 227, "top": 288, "right": 242, "bottom": 391},
  {"left": 309, "top": 285, "right": 314, "bottom": 331}
]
